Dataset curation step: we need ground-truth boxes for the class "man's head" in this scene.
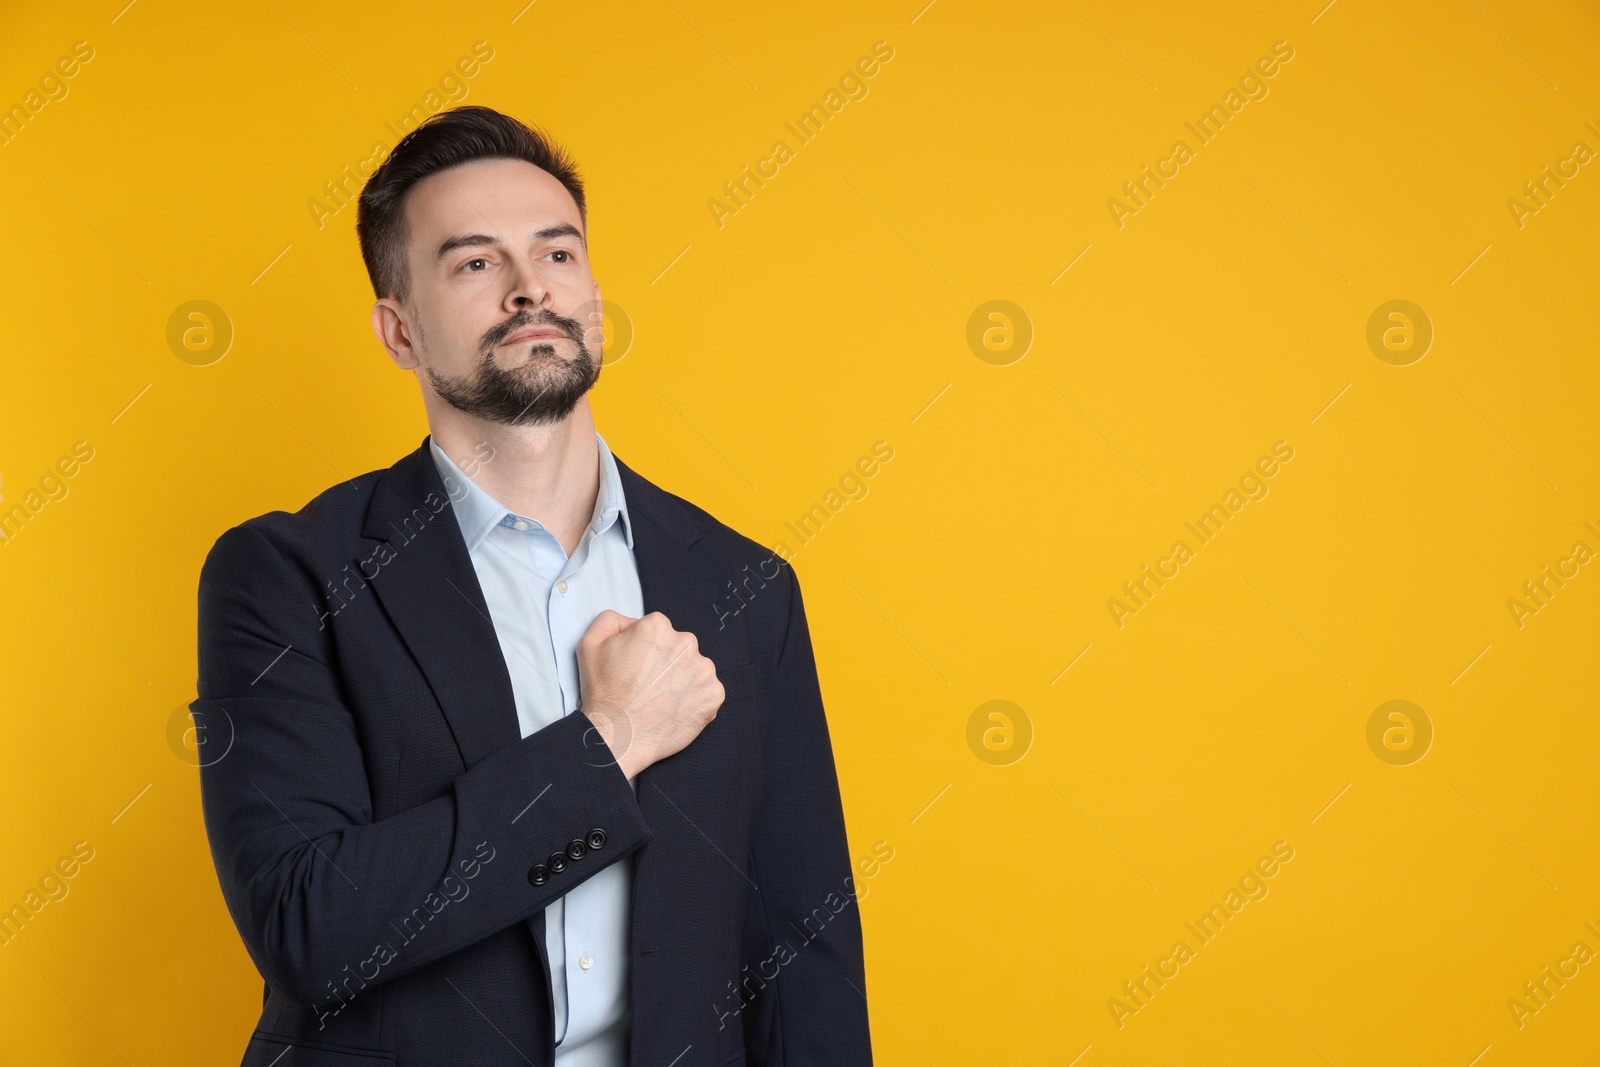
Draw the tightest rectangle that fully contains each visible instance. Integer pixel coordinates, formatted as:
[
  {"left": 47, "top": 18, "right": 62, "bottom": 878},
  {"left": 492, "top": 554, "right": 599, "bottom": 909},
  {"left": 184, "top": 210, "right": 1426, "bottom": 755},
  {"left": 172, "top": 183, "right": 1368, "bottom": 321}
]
[{"left": 359, "top": 106, "right": 605, "bottom": 427}]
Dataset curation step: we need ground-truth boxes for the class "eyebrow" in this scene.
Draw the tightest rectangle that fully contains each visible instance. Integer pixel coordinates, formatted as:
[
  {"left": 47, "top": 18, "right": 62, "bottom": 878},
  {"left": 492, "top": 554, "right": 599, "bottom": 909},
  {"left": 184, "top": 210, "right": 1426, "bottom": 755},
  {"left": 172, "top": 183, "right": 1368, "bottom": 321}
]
[{"left": 435, "top": 224, "right": 585, "bottom": 263}]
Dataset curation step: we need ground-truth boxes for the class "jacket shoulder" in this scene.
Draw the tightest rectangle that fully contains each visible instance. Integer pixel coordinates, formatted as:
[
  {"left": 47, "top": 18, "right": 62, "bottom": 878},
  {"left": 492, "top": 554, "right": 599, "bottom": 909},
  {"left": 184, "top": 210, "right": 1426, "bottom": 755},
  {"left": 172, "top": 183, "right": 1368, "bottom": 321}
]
[{"left": 202, "top": 467, "right": 388, "bottom": 580}]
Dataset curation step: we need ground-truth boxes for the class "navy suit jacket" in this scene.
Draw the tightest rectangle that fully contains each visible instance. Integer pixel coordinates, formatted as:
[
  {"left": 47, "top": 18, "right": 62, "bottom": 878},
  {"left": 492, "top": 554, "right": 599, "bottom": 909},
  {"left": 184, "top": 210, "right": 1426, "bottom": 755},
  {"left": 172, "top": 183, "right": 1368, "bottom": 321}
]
[{"left": 192, "top": 436, "right": 871, "bottom": 1067}]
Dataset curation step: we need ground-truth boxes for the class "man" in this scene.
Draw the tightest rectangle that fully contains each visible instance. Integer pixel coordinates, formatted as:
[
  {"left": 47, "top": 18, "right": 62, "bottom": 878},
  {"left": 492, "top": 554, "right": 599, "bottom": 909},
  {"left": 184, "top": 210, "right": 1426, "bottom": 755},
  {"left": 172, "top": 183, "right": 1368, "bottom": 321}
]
[{"left": 192, "top": 105, "right": 871, "bottom": 1067}]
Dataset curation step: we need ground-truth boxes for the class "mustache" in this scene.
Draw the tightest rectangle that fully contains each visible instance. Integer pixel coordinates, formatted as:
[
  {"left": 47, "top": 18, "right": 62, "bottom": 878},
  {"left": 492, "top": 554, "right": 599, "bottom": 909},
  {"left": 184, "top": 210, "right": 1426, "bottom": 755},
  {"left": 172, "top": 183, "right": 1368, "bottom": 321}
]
[{"left": 482, "top": 309, "right": 583, "bottom": 352}]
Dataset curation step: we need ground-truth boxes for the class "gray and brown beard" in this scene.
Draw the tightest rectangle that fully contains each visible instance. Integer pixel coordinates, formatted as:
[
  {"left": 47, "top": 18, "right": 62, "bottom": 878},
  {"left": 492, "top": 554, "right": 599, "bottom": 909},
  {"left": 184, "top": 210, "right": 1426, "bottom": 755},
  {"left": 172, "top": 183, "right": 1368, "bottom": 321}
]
[{"left": 427, "top": 307, "right": 601, "bottom": 427}]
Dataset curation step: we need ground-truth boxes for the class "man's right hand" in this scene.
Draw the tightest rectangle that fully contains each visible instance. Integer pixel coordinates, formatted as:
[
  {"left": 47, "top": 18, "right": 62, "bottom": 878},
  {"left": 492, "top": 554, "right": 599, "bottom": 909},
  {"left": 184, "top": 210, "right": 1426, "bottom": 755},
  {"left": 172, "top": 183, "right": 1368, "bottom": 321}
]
[{"left": 576, "top": 610, "right": 725, "bottom": 781}]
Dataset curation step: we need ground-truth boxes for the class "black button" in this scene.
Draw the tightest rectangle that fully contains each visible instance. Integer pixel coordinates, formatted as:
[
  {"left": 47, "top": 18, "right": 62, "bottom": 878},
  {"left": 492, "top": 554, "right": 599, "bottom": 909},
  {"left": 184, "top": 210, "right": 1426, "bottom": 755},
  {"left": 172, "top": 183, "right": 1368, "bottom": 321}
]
[
  {"left": 528, "top": 864, "right": 550, "bottom": 887},
  {"left": 547, "top": 852, "right": 569, "bottom": 875},
  {"left": 566, "top": 838, "right": 588, "bottom": 862},
  {"left": 586, "top": 828, "right": 607, "bottom": 851}
]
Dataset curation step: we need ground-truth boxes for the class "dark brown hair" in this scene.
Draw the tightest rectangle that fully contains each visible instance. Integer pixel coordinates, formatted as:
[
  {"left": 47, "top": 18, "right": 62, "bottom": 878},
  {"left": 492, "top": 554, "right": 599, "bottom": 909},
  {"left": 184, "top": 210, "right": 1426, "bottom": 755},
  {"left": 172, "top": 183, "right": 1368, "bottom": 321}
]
[{"left": 356, "top": 105, "right": 586, "bottom": 302}]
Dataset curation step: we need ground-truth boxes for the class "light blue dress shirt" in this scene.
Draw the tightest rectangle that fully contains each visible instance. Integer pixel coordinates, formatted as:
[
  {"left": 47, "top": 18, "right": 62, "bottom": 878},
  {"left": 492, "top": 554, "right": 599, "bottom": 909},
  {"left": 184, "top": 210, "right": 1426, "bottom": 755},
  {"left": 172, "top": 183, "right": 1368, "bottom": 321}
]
[{"left": 429, "top": 432, "right": 641, "bottom": 1067}]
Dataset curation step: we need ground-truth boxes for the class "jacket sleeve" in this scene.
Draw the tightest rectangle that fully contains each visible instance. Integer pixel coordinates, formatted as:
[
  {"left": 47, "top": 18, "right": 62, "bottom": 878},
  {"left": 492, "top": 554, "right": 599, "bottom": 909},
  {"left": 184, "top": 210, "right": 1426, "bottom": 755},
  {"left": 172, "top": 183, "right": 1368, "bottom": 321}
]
[
  {"left": 192, "top": 523, "right": 652, "bottom": 1008},
  {"left": 740, "top": 563, "right": 873, "bottom": 1065}
]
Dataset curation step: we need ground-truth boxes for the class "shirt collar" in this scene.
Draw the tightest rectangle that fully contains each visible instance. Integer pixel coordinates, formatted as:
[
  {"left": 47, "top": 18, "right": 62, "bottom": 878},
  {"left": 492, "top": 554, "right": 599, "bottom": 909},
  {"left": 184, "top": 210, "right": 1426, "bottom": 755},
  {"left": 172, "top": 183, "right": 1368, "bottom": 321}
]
[{"left": 427, "top": 432, "right": 635, "bottom": 554}]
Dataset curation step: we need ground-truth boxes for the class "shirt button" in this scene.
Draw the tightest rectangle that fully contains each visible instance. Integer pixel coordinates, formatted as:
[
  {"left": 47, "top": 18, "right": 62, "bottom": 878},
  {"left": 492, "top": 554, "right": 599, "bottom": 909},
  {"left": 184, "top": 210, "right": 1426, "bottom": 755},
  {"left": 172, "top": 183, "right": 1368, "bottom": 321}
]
[
  {"left": 512, "top": 520, "right": 529, "bottom": 531},
  {"left": 579, "top": 954, "right": 594, "bottom": 970},
  {"left": 557, "top": 579, "right": 569, "bottom": 594}
]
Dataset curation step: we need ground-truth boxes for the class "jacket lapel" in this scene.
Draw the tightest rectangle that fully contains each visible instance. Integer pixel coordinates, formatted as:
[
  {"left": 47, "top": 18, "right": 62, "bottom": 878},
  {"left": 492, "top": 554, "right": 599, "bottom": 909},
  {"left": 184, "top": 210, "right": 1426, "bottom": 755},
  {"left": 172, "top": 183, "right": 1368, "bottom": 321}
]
[{"left": 359, "top": 437, "right": 522, "bottom": 771}]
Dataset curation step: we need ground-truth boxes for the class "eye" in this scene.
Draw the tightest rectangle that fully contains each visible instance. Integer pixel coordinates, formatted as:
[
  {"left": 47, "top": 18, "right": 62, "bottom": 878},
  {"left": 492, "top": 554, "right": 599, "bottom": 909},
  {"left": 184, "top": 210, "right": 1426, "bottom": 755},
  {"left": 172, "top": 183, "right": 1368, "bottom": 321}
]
[
  {"left": 547, "top": 249, "right": 572, "bottom": 264},
  {"left": 462, "top": 257, "right": 489, "bottom": 273}
]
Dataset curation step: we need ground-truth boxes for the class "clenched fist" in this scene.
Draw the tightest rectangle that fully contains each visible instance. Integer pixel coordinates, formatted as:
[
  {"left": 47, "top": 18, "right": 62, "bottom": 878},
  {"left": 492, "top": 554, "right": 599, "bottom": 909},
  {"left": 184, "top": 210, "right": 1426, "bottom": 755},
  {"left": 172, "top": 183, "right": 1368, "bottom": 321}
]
[{"left": 576, "top": 610, "right": 725, "bottom": 780}]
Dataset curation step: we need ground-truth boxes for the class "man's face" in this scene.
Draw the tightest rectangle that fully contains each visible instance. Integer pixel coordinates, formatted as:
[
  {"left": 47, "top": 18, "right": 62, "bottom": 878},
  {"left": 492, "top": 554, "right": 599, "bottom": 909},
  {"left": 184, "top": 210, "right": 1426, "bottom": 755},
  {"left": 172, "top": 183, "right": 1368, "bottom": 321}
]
[{"left": 377, "top": 156, "right": 604, "bottom": 426}]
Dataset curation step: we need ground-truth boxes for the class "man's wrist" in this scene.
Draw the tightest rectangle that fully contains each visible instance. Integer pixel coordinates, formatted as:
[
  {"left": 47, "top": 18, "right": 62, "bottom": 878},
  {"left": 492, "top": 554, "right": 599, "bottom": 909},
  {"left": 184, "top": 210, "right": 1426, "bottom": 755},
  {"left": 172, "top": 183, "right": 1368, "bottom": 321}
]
[{"left": 583, "top": 705, "right": 645, "bottom": 781}]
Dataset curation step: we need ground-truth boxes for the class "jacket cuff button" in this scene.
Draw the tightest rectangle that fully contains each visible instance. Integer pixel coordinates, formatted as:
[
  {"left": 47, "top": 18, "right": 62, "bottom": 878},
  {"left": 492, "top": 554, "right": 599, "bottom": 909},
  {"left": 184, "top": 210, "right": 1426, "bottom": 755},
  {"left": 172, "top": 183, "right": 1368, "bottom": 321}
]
[
  {"left": 528, "top": 864, "right": 550, "bottom": 886},
  {"left": 586, "top": 827, "right": 607, "bottom": 851}
]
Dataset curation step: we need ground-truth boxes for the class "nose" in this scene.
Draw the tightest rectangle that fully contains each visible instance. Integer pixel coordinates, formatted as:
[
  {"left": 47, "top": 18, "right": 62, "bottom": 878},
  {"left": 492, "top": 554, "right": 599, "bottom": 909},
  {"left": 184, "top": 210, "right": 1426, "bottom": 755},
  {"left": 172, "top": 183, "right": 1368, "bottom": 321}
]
[{"left": 503, "top": 253, "right": 553, "bottom": 313}]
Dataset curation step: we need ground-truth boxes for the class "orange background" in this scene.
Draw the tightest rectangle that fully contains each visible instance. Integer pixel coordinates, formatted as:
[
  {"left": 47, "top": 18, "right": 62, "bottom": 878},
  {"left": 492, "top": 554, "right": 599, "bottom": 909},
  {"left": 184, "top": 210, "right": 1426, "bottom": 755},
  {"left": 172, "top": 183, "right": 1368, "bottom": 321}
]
[{"left": 2, "top": 1, "right": 1598, "bottom": 1063}]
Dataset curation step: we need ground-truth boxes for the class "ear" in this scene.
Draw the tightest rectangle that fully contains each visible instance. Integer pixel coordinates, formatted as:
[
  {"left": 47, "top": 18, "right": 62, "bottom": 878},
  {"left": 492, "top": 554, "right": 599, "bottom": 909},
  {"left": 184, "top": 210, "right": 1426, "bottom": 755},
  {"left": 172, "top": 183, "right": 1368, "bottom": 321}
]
[{"left": 372, "top": 298, "right": 420, "bottom": 370}]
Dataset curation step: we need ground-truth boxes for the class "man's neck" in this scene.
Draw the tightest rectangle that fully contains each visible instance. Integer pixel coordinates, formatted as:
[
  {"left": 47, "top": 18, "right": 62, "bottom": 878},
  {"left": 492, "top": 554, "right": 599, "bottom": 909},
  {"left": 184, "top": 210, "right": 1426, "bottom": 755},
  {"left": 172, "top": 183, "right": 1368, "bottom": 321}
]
[{"left": 428, "top": 397, "right": 601, "bottom": 557}]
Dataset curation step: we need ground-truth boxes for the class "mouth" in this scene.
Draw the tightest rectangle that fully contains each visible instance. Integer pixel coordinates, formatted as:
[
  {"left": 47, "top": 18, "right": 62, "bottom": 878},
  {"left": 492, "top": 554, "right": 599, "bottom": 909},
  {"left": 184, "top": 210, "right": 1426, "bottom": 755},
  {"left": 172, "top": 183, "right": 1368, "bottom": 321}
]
[{"left": 502, "top": 329, "right": 567, "bottom": 346}]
